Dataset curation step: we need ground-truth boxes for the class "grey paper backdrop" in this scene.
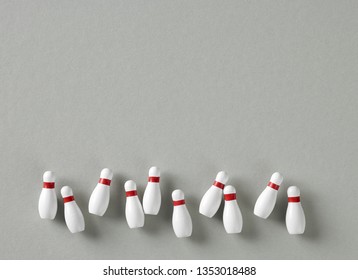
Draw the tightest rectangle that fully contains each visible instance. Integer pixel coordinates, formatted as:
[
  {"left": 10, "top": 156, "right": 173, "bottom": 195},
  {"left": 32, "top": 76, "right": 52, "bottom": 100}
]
[{"left": 1, "top": 1, "right": 357, "bottom": 259}]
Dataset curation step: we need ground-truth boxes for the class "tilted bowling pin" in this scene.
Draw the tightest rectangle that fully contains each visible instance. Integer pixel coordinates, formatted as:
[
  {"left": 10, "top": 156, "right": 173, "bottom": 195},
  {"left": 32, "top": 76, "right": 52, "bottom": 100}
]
[
  {"left": 172, "top": 189, "right": 192, "bottom": 238},
  {"left": 286, "top": 186, "right": 306, "bottom": 234},
  {"left": 38, "top": 171, "right": 57, "bottom": 219},
  {"left": 254, "top": 172, "right": 283, "bottom": 219},
  {"left": 199, "top": 171, "right": 229, "bottom": 218},
  {"left": 223, "top": 185, "right": 243, "bottom": 234},
  {"left": 143, "top": 166, "right": 161, "bottom": 215},
  {"left": 88, "top": 168, "right": 113, "bottom": 216},
  {"left": 61, "top": 186, "right": 85, "bottom": 233},
  {"left": 124, "top": 180, "right": 145, "bottom": 229}
]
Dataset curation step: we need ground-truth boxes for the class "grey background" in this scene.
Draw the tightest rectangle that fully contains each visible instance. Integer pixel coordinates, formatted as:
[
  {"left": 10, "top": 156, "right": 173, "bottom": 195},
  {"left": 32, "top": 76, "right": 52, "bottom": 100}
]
[{"left": 1, "top": 1, "right": 357, "bottom": 260}]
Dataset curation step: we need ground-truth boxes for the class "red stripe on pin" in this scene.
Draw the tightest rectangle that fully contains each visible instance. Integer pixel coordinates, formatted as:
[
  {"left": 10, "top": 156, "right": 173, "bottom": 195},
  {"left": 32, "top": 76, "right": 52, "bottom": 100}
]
[
  {"left": 148, "top": 176, "right": 160, "bottom": 183},
  {"left": 99, "top": 178, "right": 111, "bottom": 186},
  {"left": 224, "top": 193, "right": 236, "bottom": 201},
  {"left": 288, "top": 196, "right": 300, "bottom": 203},
  {"left": 126, "top": 190, "right": 137, "bottom": 197},
  {"left": 43, "top": 182, "right": 55, "bottom": 189},
  {"left": 268, "top": 181, "right": 280, "bottom": 190},
  {"left": 63, "top": 196, "right": 74, "bottom": 203},
  {"left": 173, "top": 199, "right": 185, "bottom": 206},
  {"left": 213, "top": 181, "right": 225, "bottom": 189}
]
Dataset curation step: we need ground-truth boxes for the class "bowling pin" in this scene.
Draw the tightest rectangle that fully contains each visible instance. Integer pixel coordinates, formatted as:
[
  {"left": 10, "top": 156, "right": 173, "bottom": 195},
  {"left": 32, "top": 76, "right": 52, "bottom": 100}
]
[
  {"left": 199, "top": 171, "right": 229, "bottom": 218},
  {"left": 172, "top": 189, "right": 192, "bottom": 238},
  {"left": 38, "top": 171, "right": 57, "bottom": 219},
  {"left": 254, "top": 172, "right": 283, "bottom": 219},
  {"left": 143, "top": 166, "right": 161, "bottom": 215},
  {"left": 124, "top": 180, "right": 145, "bottom": 229},
  {"left": 223, "top": 185, "right": 243, "bottom": 234},
  {"left": 88, "top": 168, "right": 113, "bottom": 216},
  {"left": 61, "top": 186, "right": 85, "bottom": 233},
  {"left": 286, "top": 186, "right": 306, "bottom": 234}
]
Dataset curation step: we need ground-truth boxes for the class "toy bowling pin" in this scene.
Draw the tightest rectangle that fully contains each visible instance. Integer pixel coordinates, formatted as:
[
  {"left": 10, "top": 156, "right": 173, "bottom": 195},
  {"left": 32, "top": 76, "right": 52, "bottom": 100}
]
[
  {"left": 143, "top": 166, "right": 161, "bottom": 215},
  {"left": 199, "top": 171, "right": 229, "bottom": 218},
  {"left": 286, "top": 186, "right": 306, "bottom": 234},
  {"left": 124, "top": 180, "right": 145, "bottom": 229},
  {"left": 38, "top": 171, "right": 57, "bottom": 219},
  {"left": 61, "top": 186, "right": 85, "bottom": 233},
  {"left": 223, "top": 185, "right": 243, "bottom": 234},
  {"left": 254, "top": 172, "right": 283, "bottom": 219},
  {"left": 172, "top": 189, "right": 192, "bottom": 238},
  {"left": 88, "top": 168, "right": 113, "bottom": 216}
]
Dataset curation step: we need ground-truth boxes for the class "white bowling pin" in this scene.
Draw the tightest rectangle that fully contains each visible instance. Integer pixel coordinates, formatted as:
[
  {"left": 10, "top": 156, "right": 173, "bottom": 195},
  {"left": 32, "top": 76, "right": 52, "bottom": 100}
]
[
  {"left": 254, "top": 172, "right": 283, "bottom": 219},
  {"left": 286, "top": 186, "right": 306, "bottom": 234},
  {"left": 172, "top": 189, "right": 192, "bottom": 238},
  {"left": 88, "top": 168, "right": 113, "bottom": 216},
  {"left": 143, "top": 166, "right": 161, "bottom": 215},
  {"left": 61, "top": 186, "right": 85, "bottom": 233},
  {"left": 38, "top": 171, "right": 57, "bottom": 219},
  {"left": 223, "top": 185, "right": 243, "bottom": 234},
  {"left": 124, "top": 180, "right": 145, "bottom": 229},
  {"left": 199, "top": 171, "right": 229, "bottom": 218}
]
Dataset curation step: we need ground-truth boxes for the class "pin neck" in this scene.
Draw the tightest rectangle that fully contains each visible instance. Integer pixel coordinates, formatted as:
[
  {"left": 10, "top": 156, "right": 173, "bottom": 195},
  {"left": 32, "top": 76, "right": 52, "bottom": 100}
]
[
  {"left": 288, "top": 196, "right": 300, "bottom": 203},
  {"left": 43, "top": 182, "right": 55, "bottom": 189},
  {"left": 126, "top": 190, "right": 137, "bottom": 197},
  {"left": 224, "top": 193, "right": 236, "bottom": 201},
  {"left": 63, "top": 196, "right": 74, "bottom": 203},
  {"left": 213, "top": 181, "right": 225, "bottom": 189},
  {"left": 268, "top": 181, "right": 280, "bottom": 190},
  {"left": 99, "top": 178, "right": 111, "bottom": 186},
  {"left": 148, "top": 176, "right": 160, "bottom": 183},
  {"left": 173, "top": 199, "right": 185, "bottom": 206}
]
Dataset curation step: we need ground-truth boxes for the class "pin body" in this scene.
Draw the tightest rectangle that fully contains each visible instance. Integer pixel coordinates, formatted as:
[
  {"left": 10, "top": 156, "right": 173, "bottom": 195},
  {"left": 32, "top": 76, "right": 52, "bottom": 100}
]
[
  {"left": 143, "top": 166, "right": 161, "bottom": 215},
  {"left": 286, "top": 186, "right": 306, "bottom": 234},
  {"left": 88, "top": 168, "right": 113, "bottom": 216},
  {"left": 124, "top": 180, "right": 145, "bottom": 229},
  {"left": 38, "top": 171, "right": 57, "bottom": 220},
  {"left": 223, "top": 185, "right": 243, "bottom": 234},
  {"left": 172, "top": 189, "right": 192, "bottom": 238},
  {"left": 61, "top": 186, "right": 85, "bottom": 233},
  {"left": 199, "top": 171, "right": 229, "bottom": 218},
  {"left": 254, "top": 172, "right": 283, "bottom": 219}
]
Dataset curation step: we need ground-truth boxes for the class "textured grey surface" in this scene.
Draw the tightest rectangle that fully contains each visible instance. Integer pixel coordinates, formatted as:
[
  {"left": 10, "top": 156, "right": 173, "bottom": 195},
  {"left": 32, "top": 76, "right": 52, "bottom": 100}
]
[{"left": 1, "top": 1, "right": 358, "bottom": 259}]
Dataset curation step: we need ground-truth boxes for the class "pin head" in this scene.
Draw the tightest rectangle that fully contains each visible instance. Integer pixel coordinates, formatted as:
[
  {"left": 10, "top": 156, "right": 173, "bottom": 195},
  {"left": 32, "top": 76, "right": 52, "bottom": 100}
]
[
  {"left": 287, "top": 186, "right": 300, "bottom": 197},
  {"left": 172, "top": 189, "right": 184, "bottom": 201},
  {"left": 43, "top": 171, "right": 55, "bottom": 182},
  {"left": 223, "top": 185, "right": 236, "bottom": 194},
  {"left": 149, "top": 166, "right": 160, "bottom": 177},
  {"left": 124, "top": 180, "right": 137, "bottom": 191},
  {"left": 61, "top": 186, "right": 73, "bottom": 198},
  {"left": 100, "top": 168, "right": 113, "bottom": 180},
  {"left": 270, "top": 172, "right": 283, "bottom": 185},
  {"left": 216, "top": 171, "right": 229, "bottom": 184}
]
